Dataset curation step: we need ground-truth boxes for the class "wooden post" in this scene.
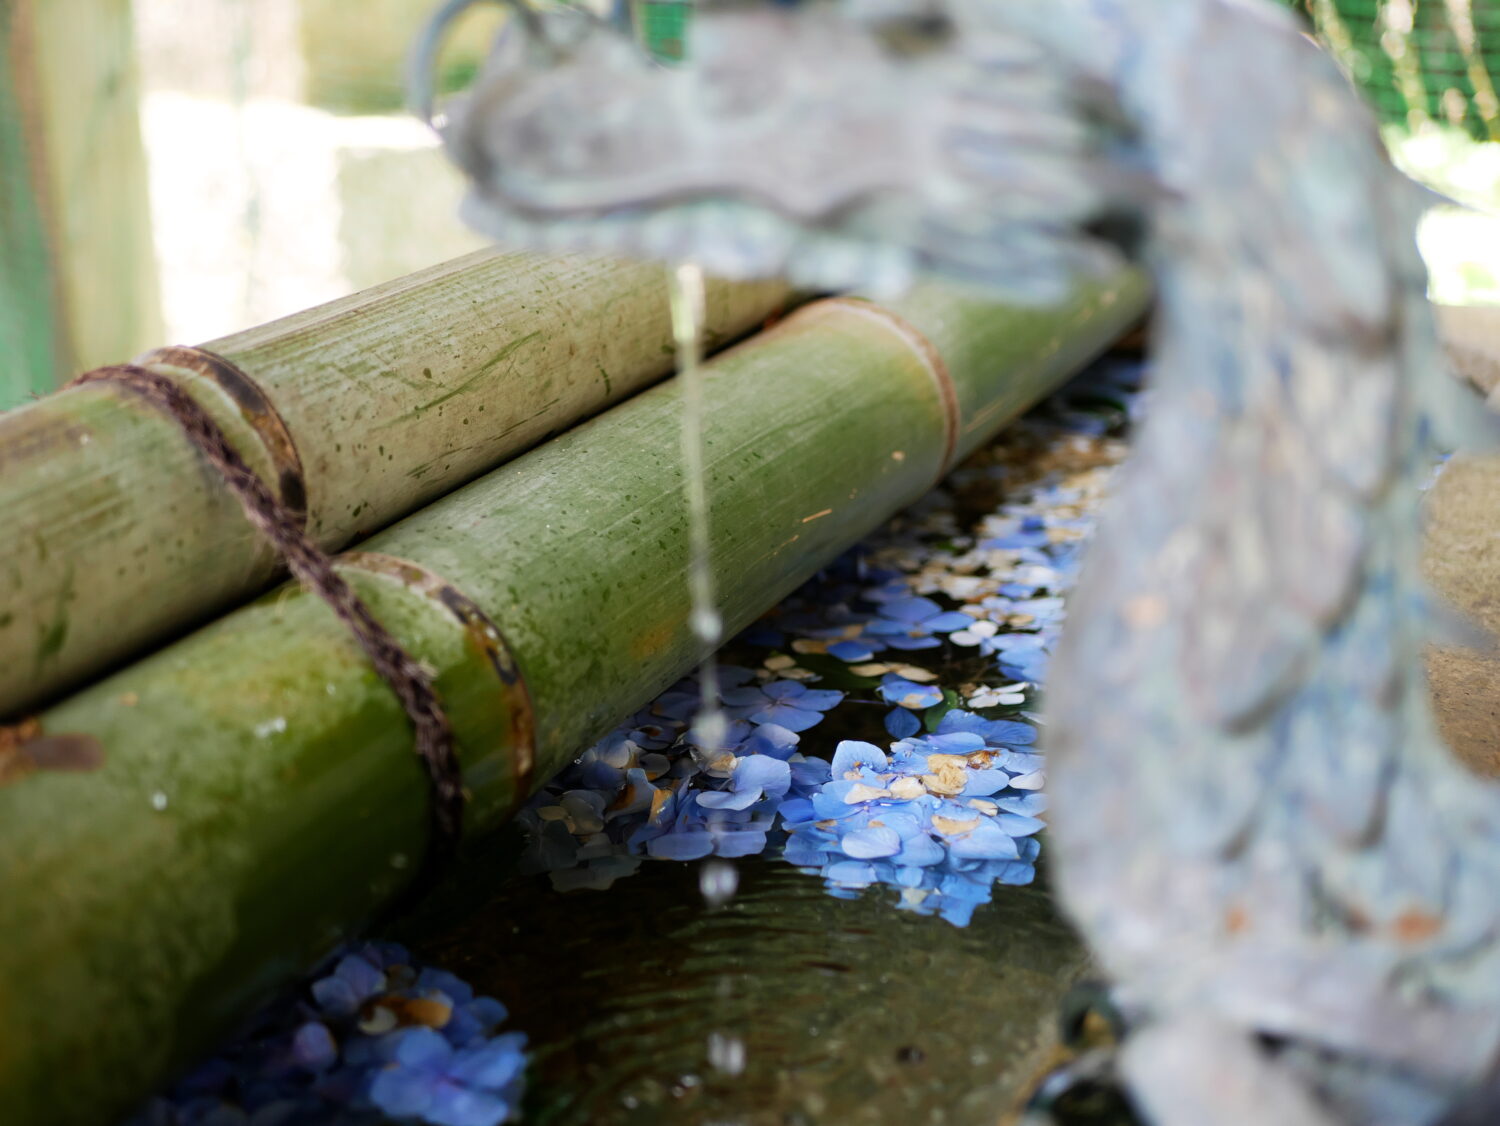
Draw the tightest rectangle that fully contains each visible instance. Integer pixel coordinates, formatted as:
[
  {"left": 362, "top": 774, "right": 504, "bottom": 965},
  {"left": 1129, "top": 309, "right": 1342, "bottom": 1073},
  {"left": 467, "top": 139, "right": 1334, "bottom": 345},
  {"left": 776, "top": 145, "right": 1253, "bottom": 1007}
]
[{"left": 0, "top": 0, "right": 161, "bottom": 410}]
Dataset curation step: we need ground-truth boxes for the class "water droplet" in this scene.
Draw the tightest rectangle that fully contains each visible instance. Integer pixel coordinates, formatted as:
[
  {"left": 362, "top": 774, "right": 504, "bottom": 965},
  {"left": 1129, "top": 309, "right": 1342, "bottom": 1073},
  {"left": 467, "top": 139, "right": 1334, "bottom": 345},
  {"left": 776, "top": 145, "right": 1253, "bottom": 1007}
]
[
  {"left": 254, "top": 716, "right": 288, "bottom": 738},
  {"left": 150, "top": 790, "right": 168, "bottom": 811},
  {"left": 390, "top": 853, "right": 409, "bottom": 870},
  {"left": 699, "top": 859, "right": 738, "bottom": 908},
  {"left": 690, "top": 606, "right": 722, "bottom": 645},
  {"left": 621, "top": 1094, "right": 640, "bottom": 1109},
  {"left": 679, "top": 1074, "right": 701, "bottom": 1089},
  {"left": 707, "top": 1031, "right": 745, "bottom": 1076},
  {"left": 691, "top": 711, "right": 729, "bottom": 756}
]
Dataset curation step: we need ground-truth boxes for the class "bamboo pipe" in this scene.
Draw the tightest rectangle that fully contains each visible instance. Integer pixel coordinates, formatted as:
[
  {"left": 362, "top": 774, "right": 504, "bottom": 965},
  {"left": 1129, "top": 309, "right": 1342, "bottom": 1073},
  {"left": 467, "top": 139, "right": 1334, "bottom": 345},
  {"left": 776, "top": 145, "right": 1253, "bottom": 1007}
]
[
  {"left": 0, "top": 273, "right": 1148, "bottom": 1125},
  {"left": 0, "top": 250, "right": 790, "bottom": 716}
]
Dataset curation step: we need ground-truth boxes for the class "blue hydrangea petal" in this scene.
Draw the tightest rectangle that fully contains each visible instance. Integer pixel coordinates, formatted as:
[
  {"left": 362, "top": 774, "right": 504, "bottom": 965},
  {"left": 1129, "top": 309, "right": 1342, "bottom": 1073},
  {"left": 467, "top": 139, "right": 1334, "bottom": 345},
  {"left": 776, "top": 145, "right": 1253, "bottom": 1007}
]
[
  {"left": 828, "top": 640, "right": 876, "bottom": 661},
  {"left": 784, "top": 835, "right": 832, "bottom": 867},
  {"left": 936, "top": 710, "right": 1037, "bottom": 745},
  {"left": 368, "top": 1066, "right": 438, "bottom": 1118},
  {"left": 938, "top": 899, "right": 979, "bottom": 927},
  {"left": 777, "top": 796, "right": 816, "bottom": 824},
  {"left": 895, "top": 834, "right": 946, "bottom": 867},
  {"left": 1009, "top": 769, "right": 1045, "bottom": 791},
  {"left": 422, "top": 1085, "right": 512, "bottom": 1126},
  {"left": 884, "top": 708, "right": 922, "bottom": 738},
  {"left": 290, "top": 1023, "right": 337, "bottom": 1072},
  {"left": 947, "top": 821, "right": 1020, "bottom": 860},
  {"left": 888, "top": 745, "right": 931, "bottom": 774},
  {"left": 646, "top": 831, "right": 716, "bottom": 861},
  {"left": 721, "top": 686, "right": 768, "bottom": 707},
  {"left": 883, "top": 634, "right": 943, "bottom": 651},
  {"left": 750, "top": 703, "right": 824, "bottom": 731},
  {"left": 878, "top": 676, "right": 943, "bottom": 710},
  {"left": 812, "top": 785, "right": 866, "bottom": 821},
  {"left": 697, "top": 788, "right": 763, "bottom": 811},
  {"left": 961, "top": 770, "right": 1012, "bottom": 797},
  {"left": 840, "top": 826, "right": 902, "bottom": 859},
  {"left": 881, "top": 596, "right": 943, "bottom": 623},
  {"left": 993, "top": 860, "right": 1037, "bottom": 886},
  {"left": 825, "top": 860, "right": 877, "bottom": 887},
  {"left": 791, "top": 688, "right": 844, "bottom": 711},
  {"left": 997, "top": 813, "right": 1046, "bottom": 837},
  {"left": 417, "top": 967, "right": 476, "bottom": 1007},
  {"left": 713, "top": 829, "right": 769, "bottom": 857},
  {"left": 789, "top": 758, "right": 832, "bottom": 788},
  {"left": 924, "top": 611, "right": 978, "bottom": 633},
  {"left": 734, "top": 754, "right": 792, "bottom": 796},
  {"left": 392, "top": 1026, "right": 453, "bottom": 1068},
  {"left": 997, "top": 792, "right": 1048, "bottom": 815},
  {"left": 446, "top": 1037, "right": 528, "bottom": 1089},
  {"left": 761, "top": 681, "right": 806, "bottom": 701},
  {"left": 830, "top": 741, "right": 888, "bottom": 778},
  {"left": 742, "top": 723, "right": 799, "bottom": 759},
  {"left": 310, "top": 953, "right": 384, "bottom": 1016}
]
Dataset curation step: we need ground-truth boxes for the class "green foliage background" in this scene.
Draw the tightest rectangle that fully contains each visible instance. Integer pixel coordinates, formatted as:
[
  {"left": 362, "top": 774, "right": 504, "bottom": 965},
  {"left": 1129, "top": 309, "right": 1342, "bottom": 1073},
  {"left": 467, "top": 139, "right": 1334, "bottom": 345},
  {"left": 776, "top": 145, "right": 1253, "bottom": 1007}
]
[{"left": 1283, "top": 0, "right": 1500, "bottom": 140}]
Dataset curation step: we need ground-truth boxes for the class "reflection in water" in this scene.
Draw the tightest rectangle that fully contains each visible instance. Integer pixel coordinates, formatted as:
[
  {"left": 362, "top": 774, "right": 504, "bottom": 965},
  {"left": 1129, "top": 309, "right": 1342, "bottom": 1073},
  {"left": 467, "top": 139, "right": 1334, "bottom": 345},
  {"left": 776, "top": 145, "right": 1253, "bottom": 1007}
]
[{"left": 401, "top": 852, "right": 1090, "bottom": 1126}]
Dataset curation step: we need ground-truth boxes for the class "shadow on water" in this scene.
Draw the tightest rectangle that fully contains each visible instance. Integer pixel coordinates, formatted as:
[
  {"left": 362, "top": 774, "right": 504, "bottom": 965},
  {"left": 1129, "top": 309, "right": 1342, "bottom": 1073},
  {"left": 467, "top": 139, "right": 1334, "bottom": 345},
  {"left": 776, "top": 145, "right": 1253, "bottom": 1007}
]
[{"left": 397, "top": 840, "right": 1089, "bottom": 1126}]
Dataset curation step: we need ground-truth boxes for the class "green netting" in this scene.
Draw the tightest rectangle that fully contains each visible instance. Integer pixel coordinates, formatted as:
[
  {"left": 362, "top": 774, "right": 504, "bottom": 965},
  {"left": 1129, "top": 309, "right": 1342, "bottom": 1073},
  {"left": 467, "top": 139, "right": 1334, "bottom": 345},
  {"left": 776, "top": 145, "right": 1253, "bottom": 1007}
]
[{"left": 1283, "top": 0, "right": 1500, "bottom": 140}]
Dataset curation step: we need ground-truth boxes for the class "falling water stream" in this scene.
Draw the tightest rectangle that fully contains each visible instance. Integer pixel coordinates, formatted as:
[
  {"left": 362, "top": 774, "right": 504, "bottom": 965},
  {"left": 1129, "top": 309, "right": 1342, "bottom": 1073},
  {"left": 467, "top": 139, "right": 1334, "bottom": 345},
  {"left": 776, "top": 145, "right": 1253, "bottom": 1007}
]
[
  {"left": 668, "top": 262, "right": 750, "bottom": 1087},
  {"left": 667, "top": 262, "right": 730, "bottom": 760}
]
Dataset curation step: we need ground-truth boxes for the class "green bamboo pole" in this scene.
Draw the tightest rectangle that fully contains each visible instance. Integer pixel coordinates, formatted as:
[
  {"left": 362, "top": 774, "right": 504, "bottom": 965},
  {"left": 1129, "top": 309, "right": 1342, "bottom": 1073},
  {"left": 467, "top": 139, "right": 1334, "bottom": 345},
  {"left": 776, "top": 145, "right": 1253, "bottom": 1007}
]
[
  {"left": 0, "top": 272, "right": 1147, "bottom": 1125},
  {"left": 0, "top": 250, "right": 789, "bottom": 716}
]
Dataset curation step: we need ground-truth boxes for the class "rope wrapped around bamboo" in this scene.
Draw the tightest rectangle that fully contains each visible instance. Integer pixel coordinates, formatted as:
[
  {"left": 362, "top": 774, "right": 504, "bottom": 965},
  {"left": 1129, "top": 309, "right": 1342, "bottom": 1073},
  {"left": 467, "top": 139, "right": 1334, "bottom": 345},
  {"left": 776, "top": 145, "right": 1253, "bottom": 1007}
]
[
  {"left": 0, "top": 250, "right": 791, "bottom": 717},
  {"left": 0, "top": 271, "right": 1149, "bottom": 1125}
]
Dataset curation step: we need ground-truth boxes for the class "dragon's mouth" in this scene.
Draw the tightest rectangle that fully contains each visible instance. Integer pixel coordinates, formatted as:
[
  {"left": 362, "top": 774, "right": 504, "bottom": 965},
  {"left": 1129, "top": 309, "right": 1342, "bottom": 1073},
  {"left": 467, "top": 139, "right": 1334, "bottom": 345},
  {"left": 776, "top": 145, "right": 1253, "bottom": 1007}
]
[{"left": 416, "top": 0, "right": 1129, "bottom": 298}]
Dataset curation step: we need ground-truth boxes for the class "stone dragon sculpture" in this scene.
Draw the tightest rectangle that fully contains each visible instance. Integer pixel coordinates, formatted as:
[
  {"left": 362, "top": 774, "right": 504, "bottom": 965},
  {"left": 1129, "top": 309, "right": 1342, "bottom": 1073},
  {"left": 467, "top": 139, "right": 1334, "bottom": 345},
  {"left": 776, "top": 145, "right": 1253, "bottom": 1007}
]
[{"left": 412, "top": 1, "right": 1500, "bottom": 1121}]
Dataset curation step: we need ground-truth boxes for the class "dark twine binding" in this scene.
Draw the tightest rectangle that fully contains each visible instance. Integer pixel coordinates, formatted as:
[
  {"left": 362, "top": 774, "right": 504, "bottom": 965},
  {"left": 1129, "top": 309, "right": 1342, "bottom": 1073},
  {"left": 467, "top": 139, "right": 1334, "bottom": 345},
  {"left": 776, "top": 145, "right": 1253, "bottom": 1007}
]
[{"left": 68, "top": 364, "right": 467, "bottom": 850}]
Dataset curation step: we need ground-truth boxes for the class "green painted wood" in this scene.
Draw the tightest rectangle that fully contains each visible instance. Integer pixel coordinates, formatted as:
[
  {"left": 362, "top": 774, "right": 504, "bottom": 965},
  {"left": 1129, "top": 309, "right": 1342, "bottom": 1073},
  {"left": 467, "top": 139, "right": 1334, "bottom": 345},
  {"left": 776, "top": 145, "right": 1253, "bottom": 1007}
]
[
  {"left": 28, "top": 0, "right": 163, "bottom": 375},
  {"left": 0, "top": 275, "right": 1146, "bottom": 1124},
  {"left": 0, "top": 0, "right": 162, "bottom": 409},
  {"left": 0, "top": 1, "right": 63, "bottom": 407},
  {"left": 0, "top": 251, "right": 789, "bottom": 716}
]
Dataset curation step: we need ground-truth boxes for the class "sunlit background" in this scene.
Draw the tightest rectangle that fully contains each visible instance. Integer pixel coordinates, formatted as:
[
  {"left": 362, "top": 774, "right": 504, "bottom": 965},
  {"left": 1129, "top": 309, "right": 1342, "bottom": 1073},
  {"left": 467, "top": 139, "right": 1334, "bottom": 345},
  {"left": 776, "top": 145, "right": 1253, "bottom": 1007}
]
[
  {"left": 111, "top": 0, "right": 1500, "bottom": 333},
  {"left": 2, "top": 0, "right": 1498, "bottom": 412},
  {"left": 133, "top": 0, "right": 501, "bottom": 344}
]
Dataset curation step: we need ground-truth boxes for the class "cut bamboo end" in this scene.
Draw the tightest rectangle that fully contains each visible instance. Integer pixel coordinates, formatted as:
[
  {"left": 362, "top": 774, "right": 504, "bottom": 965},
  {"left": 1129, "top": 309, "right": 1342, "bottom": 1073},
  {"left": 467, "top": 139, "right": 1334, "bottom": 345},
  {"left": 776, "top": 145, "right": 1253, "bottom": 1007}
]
[{"left": 0, "top": 251, "right": 791, "bottom": 717}]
